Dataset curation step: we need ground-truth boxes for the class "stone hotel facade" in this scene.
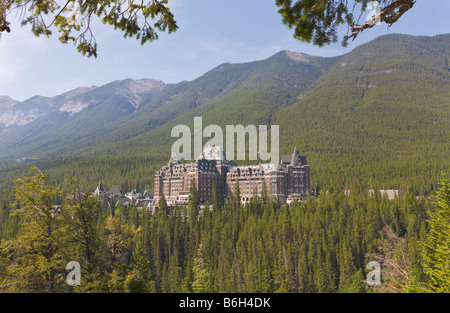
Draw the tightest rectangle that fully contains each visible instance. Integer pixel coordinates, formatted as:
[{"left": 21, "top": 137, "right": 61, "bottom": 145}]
[{"left": 154, "top": 146, "right": 310, "bottom": 205}]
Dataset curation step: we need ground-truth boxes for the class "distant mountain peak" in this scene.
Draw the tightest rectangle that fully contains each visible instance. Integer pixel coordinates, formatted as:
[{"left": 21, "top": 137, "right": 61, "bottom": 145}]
[
  {"left": 283, "top": 50, "right": 311, "bottom": 63},
  {"left": 0, "top": 96, "right": 19, "bottom": 108},
  {"left": 0, "top": 95, "right": 15, "bottom": 101},
  {"left": 112, "top": 78, "right": 166, "bottom": 88},
  {"left": 58, "top": 99, "right": 97, "bottom": 116},
  {"left": 2, "top": 33, "right": 449, "bottom": 165}
]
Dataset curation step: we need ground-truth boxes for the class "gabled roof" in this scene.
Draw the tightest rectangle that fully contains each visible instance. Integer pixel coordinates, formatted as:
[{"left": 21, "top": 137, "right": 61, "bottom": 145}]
[
  {"left": 281, "top": 147, "right": 307, "bottom": 166},
  {"left": 280, "top": 155, "right": 292, "bottom": 164},
  {"left": 134, "top": 188, "right": 149, "bottom": 195},
  {"left": 96, "top": 183, "right": 105, "bottom": 192},
  {"left": 109, "top": 185, "right": 123, "bottom": 196},
  {"left": 118, "top": 196, "right": 131, "bottom": 204},
  {"left": 290, "top": 147, "right": 300, "bottom": 165}
]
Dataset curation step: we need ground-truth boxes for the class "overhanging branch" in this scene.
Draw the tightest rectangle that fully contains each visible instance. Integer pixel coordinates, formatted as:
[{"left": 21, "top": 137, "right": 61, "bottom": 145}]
[{"left": 346, "top": 0, "right": 415, "bottom": 41}]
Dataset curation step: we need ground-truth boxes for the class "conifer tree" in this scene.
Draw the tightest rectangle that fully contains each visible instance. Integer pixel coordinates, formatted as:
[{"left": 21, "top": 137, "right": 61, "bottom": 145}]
[
  {"left": 192, "top": 242, "right": 209, "bottom": 293},
  {"left": 62, "top": 177, "right": 103, "bottom": 289},
  {"left": 159, "top": 193, "right": 168, "bottom": 218},
  {"left": 4, "top": 166, "right": 64, "bottom": 292},
  {"left": 261, "top": 180, "right": 269, "bottom": 204},
  {"left": 234, "top": 178, "right": 241, "bottom": 214},
  {"left": 104, "top": 213, "right": 141, "bottom": 291},
  {"left": 275, "top": 0, "right": 415, "bottom": 46},
  {"left": 124, "top": 240, "right": 156, "bottom": 293},
  {"left": 188, "top": 179, "right": 199, "bottom": 225},
  {"left": 211, "top": 182, "right": 219, "bottom": 211},
  {"left": 165, "top": 257, "right": 184, "bottom": 293},
  {"left": 422, "top": 173, "right": 450, "bottom": 292},
  {"left": 0, "top": 0, "right": 178, "bottom": 57}
]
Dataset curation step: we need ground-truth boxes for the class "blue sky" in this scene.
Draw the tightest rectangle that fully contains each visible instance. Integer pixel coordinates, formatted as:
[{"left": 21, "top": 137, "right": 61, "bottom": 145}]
[{"left": 1, "top": 0, "right": 450, "bottom": 101}]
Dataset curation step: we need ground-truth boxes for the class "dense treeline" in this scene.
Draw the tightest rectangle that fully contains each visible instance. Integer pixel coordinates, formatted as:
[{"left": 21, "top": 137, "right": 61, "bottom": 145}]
[
  {"left": 0, "top": 36, "right": 448, "bottom": 198},
  {"left": 0, "top": 154, "right": 166, "bottom": 193},
  {"left": 0, "top": 34, "right": 448, "bottom": 293},
  {"left": 2, "top": 167, "right": 448, "bottom": 293}
]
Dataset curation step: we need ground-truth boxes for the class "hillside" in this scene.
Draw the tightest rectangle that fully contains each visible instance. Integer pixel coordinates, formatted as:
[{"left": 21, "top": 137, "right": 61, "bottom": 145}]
[
  {"left": 0, "top": 79, "right": 167, "bottom": 159},
  {"left": 275, "top": 33, "right": 450, "bottom": 192},
  {"left": 0, "top": 33, "right": 448, "bottom": 194}
]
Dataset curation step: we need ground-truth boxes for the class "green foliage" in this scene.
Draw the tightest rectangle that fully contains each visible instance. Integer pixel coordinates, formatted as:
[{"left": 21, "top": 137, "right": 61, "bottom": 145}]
[
  {"left": 192, "top": 242, "right": 209, "bottom": 293},
  {"left": 1, "top": 166, "right": 64, "bottom": 292},
  {"left": 421, "top": 173, "right": 450, "bottom": 292},
  {"left": 33, "top": 34, "right": 444, "bottom": 197},
  {"left": 1, "top": 167, "right": 437, "bottom": 293},
  {"left": 0, "top": 35, "right": 447, "bottom": 200},
  {"left": 1, "top": 0, "right": 177, "bottom": 57},
  {"left": 274, "top": 0, "right": 415, "bottom": 46},
  {"left": 0, "top": 34, "right": 448, "bottom": 293},
  {"left": 188, "top": 179, "right": 199, "bottom": 226},
  {"left": 275, "top": 0, "right": 353, "bottom": 46},
  {"left": 124, "top": 240, "right": 156, "bottom": 293}
]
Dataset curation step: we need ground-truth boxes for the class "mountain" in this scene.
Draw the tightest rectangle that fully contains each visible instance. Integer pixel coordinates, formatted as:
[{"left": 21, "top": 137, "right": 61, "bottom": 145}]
[
  {"left": 0, "top": 96, "right": 19, "bottom": 112},
  {"left": 0, "top": 79, "right": 166, "bottom": 158},
  {"left": 274, "top": 34, "right": 450, "bottom": 190},
  {"left": 0, "top": 51, "right": 335, "bottom": 159},
  {"left": 0, "top": 33, "right": 448, "bottom": 194}
]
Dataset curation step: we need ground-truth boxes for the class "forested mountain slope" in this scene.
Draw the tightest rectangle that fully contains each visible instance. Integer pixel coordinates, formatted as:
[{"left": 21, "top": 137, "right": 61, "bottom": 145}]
[{"left": 0, "top": 33, "right": 448, "bottom": 195}]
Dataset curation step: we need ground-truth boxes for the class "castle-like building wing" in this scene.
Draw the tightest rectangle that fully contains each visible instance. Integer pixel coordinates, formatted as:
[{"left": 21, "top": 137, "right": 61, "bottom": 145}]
[{"left": 154, "top": 146, "right": 310, "bottom": 206}]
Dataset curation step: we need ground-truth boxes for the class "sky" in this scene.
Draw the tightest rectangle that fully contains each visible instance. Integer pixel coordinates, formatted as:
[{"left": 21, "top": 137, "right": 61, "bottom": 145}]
[{"left": 1, "top": 0, "right": 450, "bottom": 101}]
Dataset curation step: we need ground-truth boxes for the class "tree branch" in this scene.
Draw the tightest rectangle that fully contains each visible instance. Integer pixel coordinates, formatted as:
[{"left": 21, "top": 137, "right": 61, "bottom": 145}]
[{"left": 346, "top": 0, "right": 415, "bottom": 42}]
